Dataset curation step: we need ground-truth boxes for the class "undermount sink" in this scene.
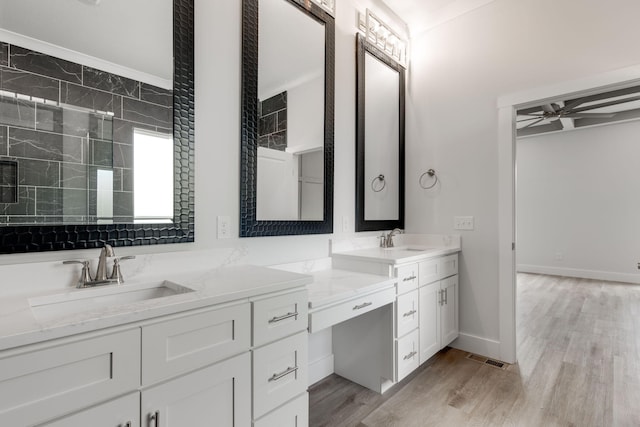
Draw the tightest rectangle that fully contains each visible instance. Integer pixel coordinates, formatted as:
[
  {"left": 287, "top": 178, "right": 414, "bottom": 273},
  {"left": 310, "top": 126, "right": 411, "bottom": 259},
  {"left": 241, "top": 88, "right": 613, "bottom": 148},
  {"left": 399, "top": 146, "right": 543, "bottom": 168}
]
[
  {"left": 29, "top": 280, "right": 194, "bottom": 321},
  {"left": 384, "top": 246, "right": 431, "bottom": 252}
]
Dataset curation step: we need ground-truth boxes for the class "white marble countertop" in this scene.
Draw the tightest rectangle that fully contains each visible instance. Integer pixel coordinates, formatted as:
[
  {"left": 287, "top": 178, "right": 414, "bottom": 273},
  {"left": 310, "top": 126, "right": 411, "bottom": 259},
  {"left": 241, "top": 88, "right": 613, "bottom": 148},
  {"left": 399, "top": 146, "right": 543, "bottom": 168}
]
[
  {"left": 0, "top": 265, "right": 311, "bottom": 351},
  {"left": 305, "top": 269, "right": 396, "bottom": 309},
  {"left": 331, "top": 245, "right": 460, "bottom": 265}
]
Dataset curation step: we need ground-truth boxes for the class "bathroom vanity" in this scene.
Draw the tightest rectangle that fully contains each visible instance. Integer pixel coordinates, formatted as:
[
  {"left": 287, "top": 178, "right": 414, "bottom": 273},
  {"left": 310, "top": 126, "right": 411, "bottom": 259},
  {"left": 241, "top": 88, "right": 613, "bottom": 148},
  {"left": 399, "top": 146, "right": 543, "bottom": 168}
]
[
  {"left": 0, "top": 266, "right": 311, "bottom": 427},
  {"left": 329, "top": 234, "right": 461, "bottom": 393}
]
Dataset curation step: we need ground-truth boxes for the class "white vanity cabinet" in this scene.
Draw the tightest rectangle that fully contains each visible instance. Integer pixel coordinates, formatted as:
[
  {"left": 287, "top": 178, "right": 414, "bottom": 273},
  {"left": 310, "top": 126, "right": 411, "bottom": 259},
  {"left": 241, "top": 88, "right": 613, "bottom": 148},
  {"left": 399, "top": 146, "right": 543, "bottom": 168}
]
[
  {"left": 0, "top": 278, "right": 310, "bottom": 427},
  {"left": 418, "top": 255, "right": 459, "bottom": 364}
]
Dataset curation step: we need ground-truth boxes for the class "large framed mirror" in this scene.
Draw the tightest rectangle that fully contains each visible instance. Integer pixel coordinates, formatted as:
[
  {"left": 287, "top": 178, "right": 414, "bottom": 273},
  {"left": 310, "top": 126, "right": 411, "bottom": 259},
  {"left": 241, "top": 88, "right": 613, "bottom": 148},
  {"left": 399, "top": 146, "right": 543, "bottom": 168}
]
[
  {"left": 240, "top": 0, "right": 334, "bottom": 237},
  {"left": 0, "top": 0, "right": 194, "bottom": 253},
  {"left": 355, "top": 33, "right": 405, "bottom": 232}
]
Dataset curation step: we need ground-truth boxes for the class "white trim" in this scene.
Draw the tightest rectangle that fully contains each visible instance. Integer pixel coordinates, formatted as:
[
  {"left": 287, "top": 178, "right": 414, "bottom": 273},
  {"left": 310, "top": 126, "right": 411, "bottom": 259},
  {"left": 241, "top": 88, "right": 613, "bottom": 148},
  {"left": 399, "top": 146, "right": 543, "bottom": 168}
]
[
  {"left": 0, "top": 29, "right": 172, "bottom": 90},
  {"left": 517, "top": 265, "right": 640, "bottom": 285},
  {"left": 308, "top": 353, "right": 334, "bottom": 386},
  {"left": 451, "top": 333, "right": 501, "bottom": 361},
  {"left": 497, "top": 63, "right": 640, "bottom": 366}
]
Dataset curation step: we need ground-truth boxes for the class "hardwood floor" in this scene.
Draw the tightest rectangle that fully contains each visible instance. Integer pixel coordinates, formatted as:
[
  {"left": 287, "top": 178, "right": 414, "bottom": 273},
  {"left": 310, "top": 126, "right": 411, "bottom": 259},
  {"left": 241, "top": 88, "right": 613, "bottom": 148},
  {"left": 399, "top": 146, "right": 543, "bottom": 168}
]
[{"left": 309, "top": 273, "right": 640, "bottom": 426}]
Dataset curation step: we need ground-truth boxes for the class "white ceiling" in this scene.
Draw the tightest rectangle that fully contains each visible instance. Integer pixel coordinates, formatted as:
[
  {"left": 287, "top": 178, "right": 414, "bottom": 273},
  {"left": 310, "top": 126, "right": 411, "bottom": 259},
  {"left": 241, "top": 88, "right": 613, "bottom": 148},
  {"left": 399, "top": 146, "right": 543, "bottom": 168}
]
[{"left": 380, "top": 0, "right": 498, "bottom": 35}]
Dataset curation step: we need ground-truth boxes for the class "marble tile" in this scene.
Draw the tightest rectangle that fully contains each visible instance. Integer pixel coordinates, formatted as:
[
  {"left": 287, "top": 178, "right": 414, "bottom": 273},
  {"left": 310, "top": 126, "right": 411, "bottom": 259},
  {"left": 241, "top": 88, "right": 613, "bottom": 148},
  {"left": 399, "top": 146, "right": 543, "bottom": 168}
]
[
  {"left": 113, "top": 142, "right": 133, "bottom": 169},
  {"left": 0, "top": 160, "right": 16, "bottom": 186},
  {"left": 269, "top": 130, "right": 287, "bottom": 151},
  {"left": 61, "top": 82, "right": 120, "bottom": 115},
  {"left": 9, "top": 45, "right": 82, "bottom": 84},
  {"left": 1, "top": 67, "right": 60, "bottom": 101},
  {"left": 36, "top": 187, "right": 87, "bottom": 216},
  {"left": 35, "top": 105, "right": 112, "bottom": 141},
  {"left": 83, "top": 66, "right": 140, "bottom": 98},
  {"left": 113, "top": 191, "right": 133, "bottom": 216},
  {"left": 60, "top": 162, "right": 88, "bottom": 190},
  {"left": 140, "top": 83, "right": 173, "bottom": 107},
  {"left": 0, "top": 95, "right": 36, "bottom": 129},
  {"left": 122, "top": 97, "right": 172, "bottom": 128},
  {"left": 258, "top": 135, "right": 269, "bottom": 148},
  {"left": 259, "top": 113, "right": 276, "bottom": 136},
  {"left": 0, "top": 186, "right": 16, "bottom": 204},
  {"left": 261, "top": 91, "right": 287, "bottom": 115},
  {"left": 18, "top": 158, "right": 60, "bottom": 187},
  {"left": 0, "top": 185, "right": 35, "bottom": 216},
  {"left": 114, "top": 167, "right": 134, "bottom": 192},
  {"left": 277, "top": 110, "right": 287, "bottom": 131},
  {"left": 9, "top": 128, "right": 83, "bottom": 163},
  {"left": 0, "top": 43, "right": 7, "bottom": 66},
  {"left": 90, "top": 139, "right": 114, "bottom": 167}
]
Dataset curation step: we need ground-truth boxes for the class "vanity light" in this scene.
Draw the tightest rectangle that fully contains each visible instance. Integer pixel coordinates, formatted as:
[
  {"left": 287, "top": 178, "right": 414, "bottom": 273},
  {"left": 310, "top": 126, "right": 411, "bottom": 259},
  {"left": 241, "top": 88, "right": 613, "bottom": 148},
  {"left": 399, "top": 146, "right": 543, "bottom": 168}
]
[
  {"left": 358, "top": 9, "right": 408, "bottom": 67},
  {"left": 309, "top": 0, "right": 335, "bottom": 16}
]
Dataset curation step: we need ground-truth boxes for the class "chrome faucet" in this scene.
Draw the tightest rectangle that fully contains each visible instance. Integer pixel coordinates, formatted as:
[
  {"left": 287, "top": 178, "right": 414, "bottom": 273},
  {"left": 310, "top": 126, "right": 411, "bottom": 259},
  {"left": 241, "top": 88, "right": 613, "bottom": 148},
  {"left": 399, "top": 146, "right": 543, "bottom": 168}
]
[
  {"left": 380, "top": 228, "right": 404, "bottom": 248},
  {"left": 63, "top": 244, "right": 135, "bottom": 288}
]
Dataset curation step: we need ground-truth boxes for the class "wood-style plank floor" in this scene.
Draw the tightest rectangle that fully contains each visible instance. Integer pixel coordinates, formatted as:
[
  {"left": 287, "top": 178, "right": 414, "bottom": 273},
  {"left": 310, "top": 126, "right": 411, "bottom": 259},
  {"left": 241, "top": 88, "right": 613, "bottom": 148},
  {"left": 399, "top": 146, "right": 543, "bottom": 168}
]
[{"left": 309, "top": 273, "right": 640, "bottom": 426}]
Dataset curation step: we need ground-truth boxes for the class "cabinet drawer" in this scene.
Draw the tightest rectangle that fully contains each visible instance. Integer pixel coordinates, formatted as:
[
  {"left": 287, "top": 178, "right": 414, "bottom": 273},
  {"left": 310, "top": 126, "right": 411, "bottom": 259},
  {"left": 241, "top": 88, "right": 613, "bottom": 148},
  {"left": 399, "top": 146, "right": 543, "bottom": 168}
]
[
  {"left": 418, "top": 258, "right": 440, "bottom": 286},
  {"left": 253, "top": 331, "right": 308, "bottom": 419},
  {"left": 396, "top": 289, "right": 419, "bottom": 338},
  {"left": 254, "top": 393, "right": 308, "bottom": 427},
  {"left": 42, "top": 392, "right": 140, "bottom": 427},
  {"left": 309, "top": 286, "right": 395, "bottom": 333},
  {"left": 0, "top": 329, "right": 140, "bottom": 427},
  {"left": 142, "top": 301, "right": 250, "bottom": 385},
  {"left": 253, "top": 290, "right": 308, "bottom": 347},
  {"left": 396, "top": 263, "right": 419, "bottom": 294},
  {"left": 396, "top": 329, "right": 419, "bottom": 381},
  {"left": 440, "top": 254, "right": 458, "bottom": 278}
]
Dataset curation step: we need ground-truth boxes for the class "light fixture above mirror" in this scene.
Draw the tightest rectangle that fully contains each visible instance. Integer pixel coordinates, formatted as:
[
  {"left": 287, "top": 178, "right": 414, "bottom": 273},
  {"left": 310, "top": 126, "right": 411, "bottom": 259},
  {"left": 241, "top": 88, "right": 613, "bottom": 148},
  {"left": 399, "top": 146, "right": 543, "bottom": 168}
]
[{"left": 357, "top": 9, "right": 408, "bottom": 67}]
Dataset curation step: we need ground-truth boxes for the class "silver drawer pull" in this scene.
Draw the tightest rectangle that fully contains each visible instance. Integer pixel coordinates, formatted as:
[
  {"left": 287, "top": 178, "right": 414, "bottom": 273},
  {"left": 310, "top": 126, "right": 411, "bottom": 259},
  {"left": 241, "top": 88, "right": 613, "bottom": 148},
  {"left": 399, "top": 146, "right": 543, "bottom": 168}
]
[
  {"left": 353, "top": 302, "right": 373, "bottom": 310},
  {"left": 402, "top": 275, "right": 416, "bottom": 282},
  {"left": 268, "top": 311, "right": 298, "bottom": 324},
  {"left": 403, "top": 309, "right": 417, "bottom": 317},
  {"left": 403, "top": 351, "right": 417, "bottom": 360},
  {"left": 268, "top": 366, "right": 299, "bottom": 382}
]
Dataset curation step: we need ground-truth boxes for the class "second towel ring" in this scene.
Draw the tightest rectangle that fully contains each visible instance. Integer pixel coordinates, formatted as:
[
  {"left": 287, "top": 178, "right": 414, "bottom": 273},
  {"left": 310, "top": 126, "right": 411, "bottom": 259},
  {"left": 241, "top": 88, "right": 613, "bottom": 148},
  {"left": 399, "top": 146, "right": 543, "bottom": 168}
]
[
  {"left": 371, "top": 174, "right": 386, "bottom": 192},
  {"left": 419, "top": 169, "right": 438, "bottom": 189}
]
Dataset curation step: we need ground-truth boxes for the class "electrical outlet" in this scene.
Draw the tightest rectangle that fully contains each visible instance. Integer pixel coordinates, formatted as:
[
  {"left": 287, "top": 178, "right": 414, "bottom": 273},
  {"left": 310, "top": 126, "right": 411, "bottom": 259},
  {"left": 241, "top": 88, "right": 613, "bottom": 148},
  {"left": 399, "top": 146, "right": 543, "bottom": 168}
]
[
  {"left": 217, "top": 215, "right": 231, "bottom": 239},
  {"left": 454, "top": 216, "right": 474, "bottom": 230},
  {"left": 342, "top": 216, "right": 349, "bottom": 232}
]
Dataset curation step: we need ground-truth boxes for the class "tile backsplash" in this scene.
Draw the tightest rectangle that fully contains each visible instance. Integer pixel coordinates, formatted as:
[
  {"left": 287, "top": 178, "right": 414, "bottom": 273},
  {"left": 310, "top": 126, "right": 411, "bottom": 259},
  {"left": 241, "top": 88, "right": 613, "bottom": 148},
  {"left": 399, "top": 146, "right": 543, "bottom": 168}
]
[
  {"left": 0, "top": 42, "right": 173, "bottom": 225},
  {"left": 258, "top": 91, "right": 287, "bottom": 151}
]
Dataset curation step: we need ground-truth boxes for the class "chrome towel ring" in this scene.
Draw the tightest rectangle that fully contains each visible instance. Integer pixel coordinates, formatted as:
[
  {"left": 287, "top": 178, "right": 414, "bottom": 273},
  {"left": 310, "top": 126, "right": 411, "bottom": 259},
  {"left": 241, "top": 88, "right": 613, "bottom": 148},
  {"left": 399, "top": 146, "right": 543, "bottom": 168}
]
[
  {"left": 371, "top": 174, "right": 386, "bottom": 192},
  {"left": 419, "top": 169, "right": 438, "bottom": 189}
]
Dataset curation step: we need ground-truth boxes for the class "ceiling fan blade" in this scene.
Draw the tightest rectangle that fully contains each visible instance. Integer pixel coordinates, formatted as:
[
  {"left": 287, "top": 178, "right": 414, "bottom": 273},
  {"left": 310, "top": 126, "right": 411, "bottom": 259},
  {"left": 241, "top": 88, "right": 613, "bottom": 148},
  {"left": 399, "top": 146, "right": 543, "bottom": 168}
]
[
  {"left": 520, "top": 118, "right": 546, "bottom": 129},
  {"left": 541, "top": 104, "right": 557, "bottom": 114},
  {"left": 570, "top": 95, "right": 640, "bottom": 113},
  {"left": 562, "top": 98, "right": 586, "bottom": 111},
  {"left": 562, "top": 112, "right": 616, "bottom": 119},
  {"left": 517, "top": 116, "right": 545, "bottom": 122}
]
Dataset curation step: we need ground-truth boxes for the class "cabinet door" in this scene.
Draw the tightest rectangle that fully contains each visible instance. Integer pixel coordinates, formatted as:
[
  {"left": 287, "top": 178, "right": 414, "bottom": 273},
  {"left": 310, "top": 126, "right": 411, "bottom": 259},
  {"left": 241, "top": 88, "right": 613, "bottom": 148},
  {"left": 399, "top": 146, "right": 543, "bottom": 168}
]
[
  {"left": 141, "top": 352, "right": 251, "bottom": 427},
  {"left": 41, "top": 393, "right": 139, "bottom": 427},
  {"left": 440, "top": 276, "right": 458, "bottom": 347},
  {"left": 418, "top": 281, "right": 441, "bottom": 365}
]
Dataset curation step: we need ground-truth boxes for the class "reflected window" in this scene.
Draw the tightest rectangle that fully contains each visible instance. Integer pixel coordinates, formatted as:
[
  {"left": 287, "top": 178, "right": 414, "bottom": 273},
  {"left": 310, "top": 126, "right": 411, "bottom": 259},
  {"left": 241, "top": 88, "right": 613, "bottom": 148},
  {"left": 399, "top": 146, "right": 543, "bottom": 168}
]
[{"left": 133, "top": 129, "right": 173, "bottom": 222}]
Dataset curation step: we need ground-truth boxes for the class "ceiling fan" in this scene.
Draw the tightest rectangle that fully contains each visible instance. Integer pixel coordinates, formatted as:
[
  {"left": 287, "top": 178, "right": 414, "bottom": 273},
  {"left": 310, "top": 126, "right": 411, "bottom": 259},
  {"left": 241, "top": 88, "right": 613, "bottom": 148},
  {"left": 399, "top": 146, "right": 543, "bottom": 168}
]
[{"left": 517, "top": 100, "right": 618, "bottom": 130}]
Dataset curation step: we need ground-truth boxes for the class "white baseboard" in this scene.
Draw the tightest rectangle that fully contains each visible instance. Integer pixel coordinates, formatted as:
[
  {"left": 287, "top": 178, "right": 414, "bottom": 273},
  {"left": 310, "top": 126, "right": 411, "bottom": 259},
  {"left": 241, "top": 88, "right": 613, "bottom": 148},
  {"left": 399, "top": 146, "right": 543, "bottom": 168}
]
[
  {"left": 517, "top": 264, "right": 640, "bottom": 284},
  {"left": 308, "top": 354, "right": 334, "bottom": 386},
  {"left": 450, "top": 333, "right": 501, "bottom": 360}
]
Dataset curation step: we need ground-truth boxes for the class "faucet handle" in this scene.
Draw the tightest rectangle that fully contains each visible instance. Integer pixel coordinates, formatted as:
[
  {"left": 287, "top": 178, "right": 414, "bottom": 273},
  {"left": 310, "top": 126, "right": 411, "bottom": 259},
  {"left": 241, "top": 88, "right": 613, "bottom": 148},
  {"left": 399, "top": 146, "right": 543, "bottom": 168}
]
[
  {"left": 63, "top": 260, "right": 93, "bottom": 288},
  {"left": 379, "top": 233, "right": 387, "bottom": 248},
  {"left": 110, "top": 255, "right": 136, "bottom": 284}
]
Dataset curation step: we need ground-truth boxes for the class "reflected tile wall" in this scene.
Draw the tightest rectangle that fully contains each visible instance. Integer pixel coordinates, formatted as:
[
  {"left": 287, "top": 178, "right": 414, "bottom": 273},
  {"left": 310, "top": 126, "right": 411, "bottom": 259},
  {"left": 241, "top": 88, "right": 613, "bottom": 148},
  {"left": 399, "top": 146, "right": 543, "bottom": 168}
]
[
  {"left": 258, "top": 91, "right": 287, "bottom": 151},
  {"left": 0, "top": 42, "right": 173, "bottom": 225}
]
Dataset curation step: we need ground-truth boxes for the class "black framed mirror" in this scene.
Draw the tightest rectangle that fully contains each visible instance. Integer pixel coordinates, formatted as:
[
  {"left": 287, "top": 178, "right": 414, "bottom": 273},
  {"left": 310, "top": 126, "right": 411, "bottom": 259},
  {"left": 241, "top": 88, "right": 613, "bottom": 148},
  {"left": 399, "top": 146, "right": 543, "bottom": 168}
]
[
  {"left": 0, "top": 0, "right": 194, "bottom": 253},
  {"left": 240, "top": 0, "right": 334, "bottom": 237},
  {"left": 355, "top": 33, "right": 405, "bottom": 232}
]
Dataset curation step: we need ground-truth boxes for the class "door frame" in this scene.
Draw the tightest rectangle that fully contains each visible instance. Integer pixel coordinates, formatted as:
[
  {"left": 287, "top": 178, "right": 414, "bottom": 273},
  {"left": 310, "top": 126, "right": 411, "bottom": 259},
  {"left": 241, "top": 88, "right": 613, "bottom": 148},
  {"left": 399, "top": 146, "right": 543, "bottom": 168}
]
[{"left": 497, "top": 64, "right": 640, "bottom": 364}]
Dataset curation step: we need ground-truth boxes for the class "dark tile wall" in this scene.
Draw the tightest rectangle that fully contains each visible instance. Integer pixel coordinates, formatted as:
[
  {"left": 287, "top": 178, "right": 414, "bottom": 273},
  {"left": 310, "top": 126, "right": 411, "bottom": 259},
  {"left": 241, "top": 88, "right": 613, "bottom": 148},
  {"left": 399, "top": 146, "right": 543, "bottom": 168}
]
[
  {"left": 258, "top": 91, "right": 287, "bottom": 151},
  {"left": 0, "top": 42, "right": 173, "bottom": 225}
]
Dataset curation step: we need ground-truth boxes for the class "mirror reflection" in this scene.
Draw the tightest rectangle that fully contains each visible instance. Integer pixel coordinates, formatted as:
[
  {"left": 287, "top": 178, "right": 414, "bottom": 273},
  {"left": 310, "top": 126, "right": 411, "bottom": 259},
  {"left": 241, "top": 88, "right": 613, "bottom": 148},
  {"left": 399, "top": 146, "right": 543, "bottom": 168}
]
[
  {"left": 256, "top": 0, "right": 325, "bottom": 221},
  {"left": 0, "top": 0, "right": 173, "bottom": 226},
  {"left": 356, "top": 33, "right": 405, "bottom": 232}
]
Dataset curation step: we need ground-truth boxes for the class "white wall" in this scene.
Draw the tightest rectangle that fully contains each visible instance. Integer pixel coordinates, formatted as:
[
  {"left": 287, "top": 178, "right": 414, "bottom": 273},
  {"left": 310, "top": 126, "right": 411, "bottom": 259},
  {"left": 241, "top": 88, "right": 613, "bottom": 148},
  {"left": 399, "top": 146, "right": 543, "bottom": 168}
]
[
  {"left": 407, "top": 0, "right": 640, "bottom": 355},
  {"left": 516, "top": 121, "right": 640, "bottom": 284}
]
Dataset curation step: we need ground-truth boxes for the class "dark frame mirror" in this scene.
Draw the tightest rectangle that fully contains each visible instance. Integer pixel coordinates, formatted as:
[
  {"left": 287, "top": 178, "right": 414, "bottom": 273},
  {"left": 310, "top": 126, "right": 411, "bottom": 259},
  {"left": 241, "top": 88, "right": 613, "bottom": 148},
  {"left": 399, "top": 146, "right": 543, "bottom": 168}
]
[
  {"left": 355, "top": 33, "right": 405, "bottom": 232},
  {"left": 240, "top": 0, "right": 334, "bottom": 237},
  {"left": 0, "top": 0, "right": 194, "bottom": 254}
]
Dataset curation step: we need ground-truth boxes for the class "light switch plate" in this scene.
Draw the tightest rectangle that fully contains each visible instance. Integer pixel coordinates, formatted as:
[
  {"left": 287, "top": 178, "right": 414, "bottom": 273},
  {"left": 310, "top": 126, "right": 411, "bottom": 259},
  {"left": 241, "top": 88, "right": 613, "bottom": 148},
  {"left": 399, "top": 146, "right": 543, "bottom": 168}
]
[
  {"left": 217, "top": 215, "right": 231, "bottom": 239},
  {"left": 454, "top": 216, "right": 474, "bottom": 230}
]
